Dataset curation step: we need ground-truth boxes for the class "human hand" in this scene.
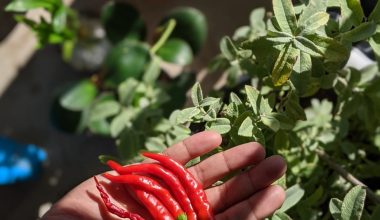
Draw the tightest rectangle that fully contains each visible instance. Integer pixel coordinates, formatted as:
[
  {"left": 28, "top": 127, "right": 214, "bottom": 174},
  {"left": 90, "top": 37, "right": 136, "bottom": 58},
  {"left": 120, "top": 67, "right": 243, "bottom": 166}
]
[{"left": 42, "top": 131, "right": 287, "bottom": 220}]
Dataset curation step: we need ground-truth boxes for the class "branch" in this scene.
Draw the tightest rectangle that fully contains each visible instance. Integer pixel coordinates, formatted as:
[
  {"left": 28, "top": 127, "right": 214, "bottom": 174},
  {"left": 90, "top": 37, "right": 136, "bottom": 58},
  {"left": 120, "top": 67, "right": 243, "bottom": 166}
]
[{"left": 315, "top": 148, "right": 380, "bottom": 204}]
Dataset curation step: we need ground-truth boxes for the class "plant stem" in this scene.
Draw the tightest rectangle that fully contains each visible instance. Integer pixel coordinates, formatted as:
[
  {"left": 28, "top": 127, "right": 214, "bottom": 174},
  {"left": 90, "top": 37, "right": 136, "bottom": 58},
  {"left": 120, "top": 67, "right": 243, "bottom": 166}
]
[
  {"left": 150, "top": 19, "right": 177, "bottom": 54},
  {"left": 315, "top": 148, "right": 380, "bottom": 204}
]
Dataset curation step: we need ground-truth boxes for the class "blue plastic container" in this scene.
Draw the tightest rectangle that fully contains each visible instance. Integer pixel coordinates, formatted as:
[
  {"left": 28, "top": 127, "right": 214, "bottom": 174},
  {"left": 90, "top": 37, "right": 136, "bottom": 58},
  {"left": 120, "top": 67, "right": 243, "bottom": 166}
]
[{"left": 0, "top": 137, "right": 47, "bottom": 185}]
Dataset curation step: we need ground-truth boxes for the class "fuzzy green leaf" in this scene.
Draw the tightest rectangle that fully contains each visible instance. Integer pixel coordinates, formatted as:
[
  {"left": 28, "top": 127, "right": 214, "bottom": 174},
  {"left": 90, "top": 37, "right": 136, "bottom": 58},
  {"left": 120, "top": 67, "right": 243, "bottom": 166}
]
[
  {"left": 293, "top": 36, "right": 324, "bottom": 57},
  {"left": 261, "top": 115, "right": 280, "bottom": 132},
  {"left": 118, "top": 78, "right": 139, "bottom": 106},
  {"left": 340, "top": 22, "right": 377, "bottom": 43},
  {"left": 245, "top": 85, "right": 272, "bottom": 116},
  {"left": 178, "top": 107, "right": 201, "bottom": 123},
  {"left": 272, "top": 0, "right": 298, "bottom": 34},
  {"left": 220, "top": 36, "right": 238, "bottom": 61},
  {"left": 52, "top": 5, "right": 67, "bottom": 33},
  {"left": 341, "top": 186, "right": 366, "bottom": 220},
  {"left": 278, "top": 184, "right": 305, "bottom": 212},
  {"left": 272, "top": 43, "right": 299, "bottom": 86},
  {"left": 200, "top": 97, "right": 220, "bottom": 107},
  {"left": 299, "top": 12, "right": 330, "bottom": 34},
  {"left": 110, "top": 111, "right": 131, "bottom": 137},
  {"left": 60, "top": 80, "right": 97, "bottom": 111},
  {"left": 369, "top": 1, "right": 380, "bottom": 23},
  {"left": 369, "top": 33, "right": 380, "bottom": 66},
  {"left": 298, "top": 0, "right": 328, "bottom": 25},
  {"left": 330, "top": 198, "right": 343, "bottom": 220},
  {"left": 191, "top": 82, "right": 203, "bottom": 106},
  {"left": 145, "top": 137, "right": 167, "bottom": 152},
  {"left": 272, "top": 212, "right": 292, "bottom": 220},
  {"left": 285, "top": 92, "right": 307, "bottom": 121},
  {"left": 206, "top": 118, "right": 231, "bottom": 134},
  {"left": 238, "top": 116, "right": 254, "bottom": 137},
  {"left": 90, "top": 100, "right": 121, "bottom": 122},
  {"left": 5, "top": 0, "right": 55, "bottom": 12}
]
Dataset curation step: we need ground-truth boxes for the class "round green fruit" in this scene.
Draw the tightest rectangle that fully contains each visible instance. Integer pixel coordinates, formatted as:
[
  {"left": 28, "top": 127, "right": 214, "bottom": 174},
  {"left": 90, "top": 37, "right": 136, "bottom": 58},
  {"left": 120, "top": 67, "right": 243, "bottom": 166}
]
[
  {"left": 161, "top": 7, "right": 208, "bottom": 54},
  {"left": 101, "top": 1, "right": 146, "bottom": 44},
  {"left": 104, "top": 40, "right": 150, "bottom": 87}
]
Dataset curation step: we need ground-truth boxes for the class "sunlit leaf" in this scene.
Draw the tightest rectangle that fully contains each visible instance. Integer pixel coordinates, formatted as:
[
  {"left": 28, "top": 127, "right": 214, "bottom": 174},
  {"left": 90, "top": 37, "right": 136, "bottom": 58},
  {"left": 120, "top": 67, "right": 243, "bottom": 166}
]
[
  {"left": 278, "top": 184, "right": 305, "bottom": 212},
  {"left": 341, "top": 186, "right": 366, "bottom": 220},
  {"left": 272, "top": 43, "right": 298, "bottom": 86},
  {"left": 191, "top": 82, "right": 203, "bottom": 106},
  {"left": 272, "top": 0, "right": 298, "bottom": 34}
]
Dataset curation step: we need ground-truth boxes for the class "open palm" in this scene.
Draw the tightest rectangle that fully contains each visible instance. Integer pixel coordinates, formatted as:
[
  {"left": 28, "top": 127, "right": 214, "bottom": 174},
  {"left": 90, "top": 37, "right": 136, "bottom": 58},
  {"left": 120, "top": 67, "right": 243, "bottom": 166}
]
[{"left": 42, "top": 131, "right": 287, "bottom": 220}]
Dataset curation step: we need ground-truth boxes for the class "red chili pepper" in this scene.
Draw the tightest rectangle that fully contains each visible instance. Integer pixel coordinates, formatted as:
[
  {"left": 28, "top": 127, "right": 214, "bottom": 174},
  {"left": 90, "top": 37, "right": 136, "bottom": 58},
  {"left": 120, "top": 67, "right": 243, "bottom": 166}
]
[
  {"left": 128, "top": 185, "right": 175, "bottom": 220},
  {"left": 93, "top": 176, "right": 144, "bottom": 220},
  {"left": 142, "top": 152, "right": 215, "bottom": 220},
  {"left": 103, "top": 173, "right": 187, "bottom": 220},
  {"left": 107, "top": 160, "right": 197, "bottom": 220}
]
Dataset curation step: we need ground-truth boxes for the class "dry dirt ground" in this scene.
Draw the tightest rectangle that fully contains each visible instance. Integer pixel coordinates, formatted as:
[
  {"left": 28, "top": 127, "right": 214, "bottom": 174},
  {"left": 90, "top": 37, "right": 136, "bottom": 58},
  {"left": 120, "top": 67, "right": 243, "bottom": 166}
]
[{"left": 0, "top": 1, "right": 270, "bottom": 219}]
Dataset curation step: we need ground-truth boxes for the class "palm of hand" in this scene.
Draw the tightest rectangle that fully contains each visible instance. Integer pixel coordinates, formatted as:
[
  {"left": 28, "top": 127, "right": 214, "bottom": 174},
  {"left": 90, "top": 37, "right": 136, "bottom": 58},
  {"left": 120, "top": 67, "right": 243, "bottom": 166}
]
[{"left": 42, "top": 131, "right": 287, "bottom": 220}]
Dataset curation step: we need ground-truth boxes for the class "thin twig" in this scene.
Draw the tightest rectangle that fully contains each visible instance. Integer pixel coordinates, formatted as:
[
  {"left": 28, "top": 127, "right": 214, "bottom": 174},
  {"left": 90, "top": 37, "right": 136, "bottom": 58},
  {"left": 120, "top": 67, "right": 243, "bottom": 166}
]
[{"left": 315, "top": 148, "right": 380, "bottom": 204}]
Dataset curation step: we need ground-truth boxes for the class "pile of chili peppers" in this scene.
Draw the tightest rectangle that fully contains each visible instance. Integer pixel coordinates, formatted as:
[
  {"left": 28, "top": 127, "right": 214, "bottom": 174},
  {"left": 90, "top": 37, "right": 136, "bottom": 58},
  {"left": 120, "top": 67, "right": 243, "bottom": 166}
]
[{"left": 94, "top": 152, "right": 214, "bottom": 220}]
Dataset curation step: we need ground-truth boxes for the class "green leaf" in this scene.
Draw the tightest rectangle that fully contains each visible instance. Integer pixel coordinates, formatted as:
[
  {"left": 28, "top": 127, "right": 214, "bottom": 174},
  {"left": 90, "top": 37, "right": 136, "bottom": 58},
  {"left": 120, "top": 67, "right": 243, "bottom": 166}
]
[
  {"left": 250, "top": 7, "right": 266, "bottom": 28},
  {"left": 291, "top": 51, "right": 320, "bottom": 97},
  {"left": 369, "top": 1, "right": 380, "bottom": 23},
  {"left": 278, "top": 184, "right": 305, "bottom": 212},
  {"left": 369, "top": 33, "right": 380, "bottom": 67},
  {"left": 305, "top": 34, "right": 349, "bottom": 63},
  {"left": 293, "top": 36, "right": 323, "bottom": 57},
  {"left": 274, "top": 130, "right": 289, "bottom": 150},
  {"left": 177, "top": 107, "right": 201, "bottom": 123},
  {"left": 272, "top": 113, "right": 295, "bottom": 130},
  {"left": 205, "top": 118, "right": 231, "bottom": 134},
  {"left": 5, "top": 0, "right": 55, "bottom": 12},
  {"left": 145, "top": 137, "right": 167, "bottom": 152},
  {"left": 200, "top": 97, "right": 220, "bottom": 107},
  {"left": 89, "top": 100, "right": 121, "bottom": 122},
  {"left": 238, "top": 116, "right": 254, "bottom": 137},
  {"left": 110, "top": 111, "right": 131, "bottom": 137},
  {"left": 60, "top": 80, "right": 97, "bottom": 111},
  {"left": 299, "top": 12, "right": 330, "bottom": 34},
  {"left": 272, "top": 0, "right": 298, "bottom": 34},
  {"left": 266, "top": 36, "right": 293, "bottom": 44},
  {"left": 341, "top": 186, "right": 366, "bottom": 220},
  {"left": 330, "top": 198, "right": 343, "bottom": 220},
  {"left": 88, "top": 119, "right": 111, "bottom": 136},
  {"left": 143, "top": 56, "right": 161, "bottom": 84},
  {"left": 298, "top": 0, "right": 328, "bottom": 25},
  {"left": 339, "top": 0, "right": 364, "bottom": 31},
  {"left": 156, "top": 38, "right": 193, "bottom": 66},
  {"left": 272, "top": 43, "right": 298, "bottom": 86},
  {"left": 52, "top": 5, "right": 67, "bottom": 33},
  {"left": 346, "top": 0, "right": 365, "bottom": 26},
  {"left": 118, "top": 78, "right": 139, "bottom": 106},
  {"left": 245, "top": 85, "right": 272, "bottom": 116},
  {"left": 191, "top": 82, "right": 203, "bottom": 106},
  {"left": 261, "top": 115, "right": 280, "bottom": 132},
  {"left": 272, "top": 212, "right": 292, "bottom": 220},
  {"left": 220, "top": 36, "right": 238, "bottom": 61},
  {"left": 340, "top": 22, "right": 377, "bottom": 43},
  {"left": 285, "top": 92, "right": 307, "bottom": 121}
]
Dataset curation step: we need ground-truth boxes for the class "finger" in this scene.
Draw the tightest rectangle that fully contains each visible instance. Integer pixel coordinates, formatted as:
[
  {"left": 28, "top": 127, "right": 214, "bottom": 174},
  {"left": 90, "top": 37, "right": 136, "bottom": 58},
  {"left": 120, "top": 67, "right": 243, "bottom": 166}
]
[
  {"left": 188, "top": 142, "right": 265, "bottom": 187},
  {"left": 215, "top": 185, "right": 285, "bottom": 220},
  {"left": 161, "top": 131, "right": 222, "bottom": 164},
  {"left": 207, "top": 155, "right": 286, "bottom": 213}
]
